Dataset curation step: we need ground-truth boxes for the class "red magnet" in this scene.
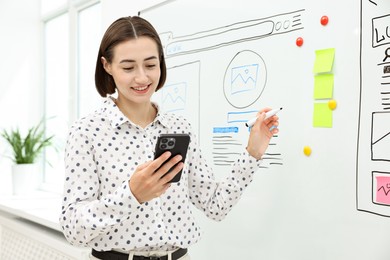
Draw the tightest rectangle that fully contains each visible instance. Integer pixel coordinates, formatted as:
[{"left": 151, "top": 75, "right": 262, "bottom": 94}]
[
  {"left": 296, "top": 37, "right": 304, "bottom": 47},
  {"left": 320, "top": 15, "right": 329, "bottom": 26}
]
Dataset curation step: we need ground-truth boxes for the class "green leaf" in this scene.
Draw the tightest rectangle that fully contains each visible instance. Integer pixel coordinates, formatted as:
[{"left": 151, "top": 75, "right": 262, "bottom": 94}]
[{"left": 1, "top": 118, "right": 54, "bottom": 164}]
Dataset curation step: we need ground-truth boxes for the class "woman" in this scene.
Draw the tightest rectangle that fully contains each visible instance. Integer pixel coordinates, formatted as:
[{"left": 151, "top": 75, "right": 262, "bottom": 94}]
[{"left": 59, "top": 16, "right": 279, "bottom": 260}]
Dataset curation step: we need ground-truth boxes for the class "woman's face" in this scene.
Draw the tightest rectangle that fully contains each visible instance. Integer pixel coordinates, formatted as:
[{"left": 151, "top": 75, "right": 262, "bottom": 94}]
[{"left": 102, "top": 36, "right": 161, "bottom": 105}]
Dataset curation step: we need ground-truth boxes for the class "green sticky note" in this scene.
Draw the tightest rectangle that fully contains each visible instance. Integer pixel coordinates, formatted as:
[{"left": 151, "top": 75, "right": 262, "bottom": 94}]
[
  {"left": 313, "top": 48, "right": 335, "bottom": 74},
  {"left": 314, "top": 74, "right": 334, "bottom": 99},
  {"left": 313, "top": 103, "right": 332, "bottom": 127}
]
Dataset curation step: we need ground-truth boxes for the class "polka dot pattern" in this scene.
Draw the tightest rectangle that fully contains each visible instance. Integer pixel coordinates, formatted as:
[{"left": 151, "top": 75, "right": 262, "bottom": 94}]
[{"left": 59, "top": 97, "right": 262, "bottom": 252}]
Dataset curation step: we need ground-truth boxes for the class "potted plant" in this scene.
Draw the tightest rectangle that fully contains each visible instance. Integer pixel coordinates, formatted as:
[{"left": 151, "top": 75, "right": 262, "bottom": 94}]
[{"left": 1, "top": 119, "right": 54, "bottom": 195}]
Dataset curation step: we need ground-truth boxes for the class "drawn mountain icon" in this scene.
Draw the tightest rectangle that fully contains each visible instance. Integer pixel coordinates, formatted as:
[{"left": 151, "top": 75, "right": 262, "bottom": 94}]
[
  {"left": 161, "top": 82, "right": 187, "bottom": 112},
  {"left": 230, "top": 64, "right": 258, "bottom": 94}
]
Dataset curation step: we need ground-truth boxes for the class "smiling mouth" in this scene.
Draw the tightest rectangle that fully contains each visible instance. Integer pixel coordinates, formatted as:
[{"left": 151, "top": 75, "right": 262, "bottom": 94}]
[{"left": 131, "top": 85, "right": 150, "bottom": 92}]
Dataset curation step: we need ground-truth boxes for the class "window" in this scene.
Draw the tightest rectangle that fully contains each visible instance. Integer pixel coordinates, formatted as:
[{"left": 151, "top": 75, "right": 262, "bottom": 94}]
[
  {"left": 40, "top": 0, "right": 67, "bottom": 15},
  {"left": 43, "top": 13, "right": 69, "bottom": 188},
  {"left": 77, "top": 3, "right": 103, "bottom": 117},
  {"left": 42, "top": 0, "right": 101, "bottom": 192}
]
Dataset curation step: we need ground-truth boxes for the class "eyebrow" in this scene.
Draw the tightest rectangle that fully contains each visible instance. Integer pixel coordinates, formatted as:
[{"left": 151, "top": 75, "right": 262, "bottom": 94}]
[{"left": 119, "top": 56, "right": 158, "bottom": 63}]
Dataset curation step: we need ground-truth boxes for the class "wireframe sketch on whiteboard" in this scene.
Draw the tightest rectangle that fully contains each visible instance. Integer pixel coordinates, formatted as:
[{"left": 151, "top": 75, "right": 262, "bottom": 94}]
[
  {"left": 161, "top": 82, "right": 187, "bottom": 112},
  {"left": 224, "top": 50, "right": 267, "bottom": 109},
  {"left": 145, "top": 9, "right": 302, "bottom": 171},
  {"left": 357, "top": 0, "right": 390, "bottom": 217},
  {"left": 161, "top": 9, "right": 304, "bottom": 58},
  {"left": 152, "top": 61, "right": 200, "bottom": 132},
  {"left": 230, "top": 64, "right": 259, "bottom": 94}
]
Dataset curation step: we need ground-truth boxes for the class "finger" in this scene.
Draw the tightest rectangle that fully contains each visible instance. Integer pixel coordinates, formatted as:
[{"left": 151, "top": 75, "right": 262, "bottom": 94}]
[
  {"left": 258, "top": 107, "right": 272, "bottom": 114},
  {"left": 270, "top": 126, "right": 279, "bottom": 135},
  {"left": 137, "top": 160, "right": 153, "bottom": 171},
  {"left": 266, "top": 115, "right": 279, "bottom": 122},
  {"left": 254, "top": 112, "right": 266, "bottom": 127},
  {"left": 266, "top": 121, "right": 279, "bottom": 129},
  {"left": 155, "top": 155, "right": 183, "bottom": 178},
  {"left": 148, "top": 151, "right": 172, "bottom": 172},
  {"left": 160, "top": 162, "right": 184, "bottom": 184}
]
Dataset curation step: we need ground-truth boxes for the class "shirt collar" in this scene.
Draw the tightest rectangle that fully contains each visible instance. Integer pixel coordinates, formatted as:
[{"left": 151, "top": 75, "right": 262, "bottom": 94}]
[{"left": 102, "top": 96, "right": 170, "bottom": 129}]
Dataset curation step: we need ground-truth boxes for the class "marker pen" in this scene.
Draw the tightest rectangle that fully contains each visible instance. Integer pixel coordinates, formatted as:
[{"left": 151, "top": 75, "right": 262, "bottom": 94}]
[{"left": 245, "top": 107, "right": 283, "bottom": 128}]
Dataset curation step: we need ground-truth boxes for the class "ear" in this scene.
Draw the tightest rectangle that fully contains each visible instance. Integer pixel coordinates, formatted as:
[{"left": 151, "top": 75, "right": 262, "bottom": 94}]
[{"left": 101, "top": 57, "right": 112, "bottom": 75}]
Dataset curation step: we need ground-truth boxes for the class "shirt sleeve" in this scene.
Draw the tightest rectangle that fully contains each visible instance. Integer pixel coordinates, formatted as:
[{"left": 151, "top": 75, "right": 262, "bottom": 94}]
[
  {"left": 59, "top": 121, "right": 141, "bottom": 246},
  {"left": 187, "top": 128, "right": 262, "bottom": 222}
]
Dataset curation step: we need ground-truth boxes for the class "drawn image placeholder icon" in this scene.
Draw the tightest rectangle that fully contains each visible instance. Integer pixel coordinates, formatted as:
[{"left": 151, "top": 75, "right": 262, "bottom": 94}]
[
  {"left": 371, "top": 111, "right": 390, "bottom": 161},
  {"left": 161, "top": 82, "right": 187, "bottom": 112},
  {"left": 223, "top": 50, "right": 267, "bottom": 109},
  {"left": 231, "top": 64, "right": 258, "bottom": 94},
  {"left": 373, "top": 172, "right": 390, "bottom": 206}
]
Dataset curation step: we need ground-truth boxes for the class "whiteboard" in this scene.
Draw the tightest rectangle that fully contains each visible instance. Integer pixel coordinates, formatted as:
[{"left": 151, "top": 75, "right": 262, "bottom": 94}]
[{"left": 141, "top": 0, "right": 390, "bottom": 259}]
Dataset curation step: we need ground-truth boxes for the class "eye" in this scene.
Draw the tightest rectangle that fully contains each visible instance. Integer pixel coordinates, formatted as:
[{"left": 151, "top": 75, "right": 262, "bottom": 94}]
[
  {"left": 146, "top": 64, "right": 156, "bottom": 68},
  {"left": 123, "top": 67, "right": 133, "bottom": 71}
]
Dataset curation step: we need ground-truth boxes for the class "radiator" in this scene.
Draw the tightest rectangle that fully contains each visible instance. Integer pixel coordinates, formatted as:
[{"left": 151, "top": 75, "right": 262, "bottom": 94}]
[{"left": 0, "top": 213, "right": 89, "bottom": 260}]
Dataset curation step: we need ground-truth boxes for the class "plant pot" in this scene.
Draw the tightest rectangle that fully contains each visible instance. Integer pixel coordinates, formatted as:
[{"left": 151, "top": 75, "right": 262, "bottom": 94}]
[{"left": 12, "top": 163, "right": 39, "bottom": 195}]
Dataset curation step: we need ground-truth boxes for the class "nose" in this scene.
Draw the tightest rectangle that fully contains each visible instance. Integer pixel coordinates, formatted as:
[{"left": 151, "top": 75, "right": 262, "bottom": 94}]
[{"left": 134, "top": 68, "right": 149, "bottom": 83}]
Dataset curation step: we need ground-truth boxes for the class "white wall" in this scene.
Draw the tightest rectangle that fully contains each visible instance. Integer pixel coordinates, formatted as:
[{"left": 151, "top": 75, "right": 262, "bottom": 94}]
[
  {"left": 101, "top": 0, "right": 166, "bottom": 29},
  {"left": 0, "top": 0, "right": 42, "bottom": 194},
  {"left": 0, "top": 0, "right": 166, "bottom": 193}
]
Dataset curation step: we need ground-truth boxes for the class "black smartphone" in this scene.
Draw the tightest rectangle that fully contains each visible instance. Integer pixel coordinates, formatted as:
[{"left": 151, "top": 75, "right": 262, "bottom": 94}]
[{"left": 154, "top": 133, "right": 190, "bottom": 183}]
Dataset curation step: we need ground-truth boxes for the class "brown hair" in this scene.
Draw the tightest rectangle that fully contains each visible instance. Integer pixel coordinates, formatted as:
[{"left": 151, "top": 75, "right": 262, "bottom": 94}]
[{"left": 95, "top": 16, "right": 167, "bottom": 97}]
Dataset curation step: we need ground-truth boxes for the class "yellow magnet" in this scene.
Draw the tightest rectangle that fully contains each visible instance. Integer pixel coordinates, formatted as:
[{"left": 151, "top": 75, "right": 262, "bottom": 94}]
[
  {"left": 328, "top": 100, "right": 337, "bottom": 110},
  {"left": 303, "top": 146, "right": 312, "bottom": 156}
]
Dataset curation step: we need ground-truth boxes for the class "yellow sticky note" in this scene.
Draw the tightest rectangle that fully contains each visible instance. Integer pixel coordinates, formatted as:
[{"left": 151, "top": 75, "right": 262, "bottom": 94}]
[
  {"left": 314, "top": 74, "right": 334, "bottom": 99},
  {"left": 313, "top": 48, "right": 335, "bottom": 74},
  {"left": 313, "top": 103, "right": 332, "bottom": 127}
]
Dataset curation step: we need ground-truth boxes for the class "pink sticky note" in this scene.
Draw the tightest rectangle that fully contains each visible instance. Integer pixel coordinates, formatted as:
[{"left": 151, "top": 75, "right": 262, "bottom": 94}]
[{"left": 376, "top": 176, "right": 390, "bottom": 205}]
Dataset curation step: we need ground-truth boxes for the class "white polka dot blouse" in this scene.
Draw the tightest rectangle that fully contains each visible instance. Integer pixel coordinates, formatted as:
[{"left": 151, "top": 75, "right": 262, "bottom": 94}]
[{"left": 59, "top": 97, "right": 262, "bottom": 252}]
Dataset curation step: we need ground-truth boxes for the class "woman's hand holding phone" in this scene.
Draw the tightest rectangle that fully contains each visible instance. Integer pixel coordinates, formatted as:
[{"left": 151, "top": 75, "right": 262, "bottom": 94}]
[{"left": 129, "top": 152, "right": 184, "bottom": 204}]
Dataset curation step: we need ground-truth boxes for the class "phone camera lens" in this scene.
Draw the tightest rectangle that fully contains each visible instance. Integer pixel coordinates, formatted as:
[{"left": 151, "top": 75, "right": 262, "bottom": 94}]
[
  {"left": 161, "top": 138, "right": 168, "bottom": 143},
  {"left": 168, "top": 140, "right": 175, "bottom": 146},
  {"left": 160, "top": 144, "right": 167, "bottom": 149}
]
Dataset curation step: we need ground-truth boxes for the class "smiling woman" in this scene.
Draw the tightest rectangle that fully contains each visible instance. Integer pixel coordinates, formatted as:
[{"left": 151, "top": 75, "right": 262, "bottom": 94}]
[
  {"left": 100, "top": 37, "right": 162, "bottom": 127},
  {"left": 59, "top": 15, "right": 278, "bottom": 260}
]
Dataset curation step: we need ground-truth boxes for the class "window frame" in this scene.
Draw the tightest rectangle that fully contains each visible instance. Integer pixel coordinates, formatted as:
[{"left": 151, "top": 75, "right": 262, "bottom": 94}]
[{"left": 40, "top": 0, "right": 101, "bottom": 193}]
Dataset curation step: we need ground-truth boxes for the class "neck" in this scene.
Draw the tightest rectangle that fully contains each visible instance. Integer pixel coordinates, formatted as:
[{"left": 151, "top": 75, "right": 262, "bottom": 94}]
[{"left": 115, "top": 98, "right": 156, "bottom": 128}]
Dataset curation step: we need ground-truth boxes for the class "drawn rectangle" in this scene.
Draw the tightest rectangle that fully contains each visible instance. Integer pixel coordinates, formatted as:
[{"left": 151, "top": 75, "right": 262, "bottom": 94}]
[
  {"left": 227, "top": 110, "right": 257, "bottom": 123},
  {"left": 372, "top": 14, "right": 390, "bottom": 48},
  {"left": 372, "top": 171, "right": 390, "bottom": 206},
  {"left": 371, "top": 111, "right": 390, "bottom": 161},
  {"left": 231, "top": 64, "right": 259, "bottom": 94},
  {"left": 161, "top": 82, "right": 187, "bottom": 112}
]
